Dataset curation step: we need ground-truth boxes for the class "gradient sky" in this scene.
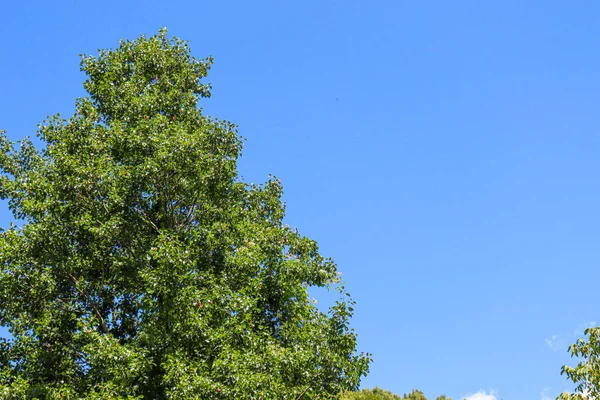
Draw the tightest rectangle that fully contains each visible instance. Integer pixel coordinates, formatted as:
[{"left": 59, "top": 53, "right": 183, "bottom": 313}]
[{"left": 2, "top": 1, "right": 600, "bottom": 399}]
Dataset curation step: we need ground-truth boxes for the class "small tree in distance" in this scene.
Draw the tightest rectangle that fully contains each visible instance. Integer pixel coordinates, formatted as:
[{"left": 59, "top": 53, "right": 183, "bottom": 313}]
[
  {"left": 340, "top": 387, "right": 401, "bottom": 400},
  {"left": 340, "top": 388, "right": 452, "bottom": 400},
  {"left": 0, "top": 29, "right": 370, "bottom": 399}
]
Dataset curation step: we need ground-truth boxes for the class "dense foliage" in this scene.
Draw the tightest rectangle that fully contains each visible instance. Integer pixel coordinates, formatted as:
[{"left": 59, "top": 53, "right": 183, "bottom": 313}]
[
  {"left": 341, "top": 388, "right": 451, "bottom": 400},
  {"left": 0, "top": 29, "right": 370, "bottom": 399},
  {"left": 340, "top": 387, "right": 402, "bottom": 400},
  {"left": 559, "top": 326, "right": 600, "bottom": 399}
]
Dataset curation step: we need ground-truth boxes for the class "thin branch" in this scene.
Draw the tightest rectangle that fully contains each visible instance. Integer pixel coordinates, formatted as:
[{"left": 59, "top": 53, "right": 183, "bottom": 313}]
[
  {"left": 296, "top": 383, "right": 313, "bottom": 400},
  {"left": 185, "top": 203, "right": 197, "bottom": 224},
  {"left": 70, "top": 274, "right": 107, "bottom": 332},
  {"left": 101, "top": 199, "right": 110, "bottom": 215},
  {"left": 134, "top": 206, "right": 161, "bottom": 233},
  {"left": 180, "top": 190, "right": 201, "bottom": 228}
]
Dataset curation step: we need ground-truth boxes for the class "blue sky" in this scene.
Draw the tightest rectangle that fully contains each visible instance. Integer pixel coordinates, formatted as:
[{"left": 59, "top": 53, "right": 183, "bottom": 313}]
[{"left": 1, "top": 1, "right": 599, "bottom": 399}]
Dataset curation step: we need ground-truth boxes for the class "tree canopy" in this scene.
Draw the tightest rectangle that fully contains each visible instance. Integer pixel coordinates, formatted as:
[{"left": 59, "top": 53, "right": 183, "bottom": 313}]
[
  {"left": 559, "top": 326, "right": 600, "bottom": 399},
  {"left": 0, "top": 29, "right": 370, "bottom": 399},
  {"left": 340, "top": 388, "right": 451, "bottom": 400},
  {"left": 340, "top": 387, "right": 402, "bottom": 400}
]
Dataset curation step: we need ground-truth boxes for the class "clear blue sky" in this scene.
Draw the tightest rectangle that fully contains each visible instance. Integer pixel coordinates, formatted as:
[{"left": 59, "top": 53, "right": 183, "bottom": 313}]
[{"left": 1, "top": 1, "right": 599, "bottom": 399}]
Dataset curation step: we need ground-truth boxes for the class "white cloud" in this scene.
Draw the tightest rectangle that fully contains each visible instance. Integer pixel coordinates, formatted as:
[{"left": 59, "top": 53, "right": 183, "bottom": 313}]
[
  {"left": 545, "top": 320, "right": 598, "bottom": 352},
  {"left": 540, "top": 387, "right": 552, "bottom": 400},
  {"left": 545, "top": 334, "right": 563, "bottom": 352},
  {"left": 463, "top": 390, "right": 497, "bottom": 400},
  {"left": 573, "top": 321, "right": 597, "bottom": 338}
]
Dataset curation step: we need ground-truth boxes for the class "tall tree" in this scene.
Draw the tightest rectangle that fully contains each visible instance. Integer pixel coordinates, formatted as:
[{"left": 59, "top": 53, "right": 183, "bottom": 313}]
[{"left": 0, "top": 29, "right": 370, "bottom": 399}]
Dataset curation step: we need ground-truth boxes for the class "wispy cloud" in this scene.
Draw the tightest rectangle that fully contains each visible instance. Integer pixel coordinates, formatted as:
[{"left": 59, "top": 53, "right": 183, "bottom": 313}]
[
  {"left": 573, "top": 320, "right": 597, "bottom": 337},
  {"left": 540, "top": 387, "right": 552, "bottom": 400},
  {"left": 545, "top": 320, "right": 598, "bottom": 352},
  {"left": 463, "top": 390, "right": 497, "bottom": 400},
  {"left": 545, "top": 334, "right": 563, "bottom": 352}
]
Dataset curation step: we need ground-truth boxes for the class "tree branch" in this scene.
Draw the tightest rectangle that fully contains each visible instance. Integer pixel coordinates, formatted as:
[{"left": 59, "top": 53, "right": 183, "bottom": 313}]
[
  {"left": 70, "top": 274, "right": 107, "bottom": 332},
  {"left": 134, "top": 205, "right": 161, "bottom": 233},
  {"left": 296, "top": 383, "right": 313, "bottom": 400}
]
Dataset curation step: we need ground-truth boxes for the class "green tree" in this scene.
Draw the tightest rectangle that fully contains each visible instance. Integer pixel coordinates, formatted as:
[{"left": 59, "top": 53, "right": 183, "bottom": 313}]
[
  {"left": 402, "top": 389, "right": 428, "bottom": 400},
  {"left": 0, "top": 29, "right": 370, "bottom": 399},
  {"left": 341, "top": 388, "right": 451, "bottom": 400},
  {"left": 558, "top": 326, "right": 600, "bottom": 400},
  {"left": 340, "top": 387, "right": 402, "bottom": 400}
]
